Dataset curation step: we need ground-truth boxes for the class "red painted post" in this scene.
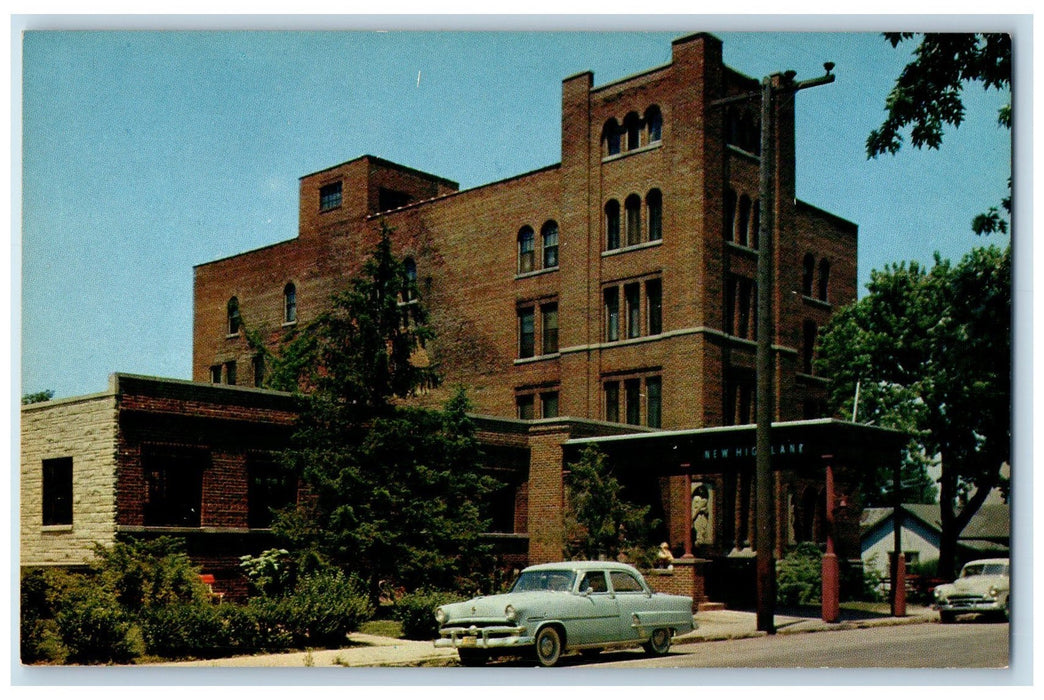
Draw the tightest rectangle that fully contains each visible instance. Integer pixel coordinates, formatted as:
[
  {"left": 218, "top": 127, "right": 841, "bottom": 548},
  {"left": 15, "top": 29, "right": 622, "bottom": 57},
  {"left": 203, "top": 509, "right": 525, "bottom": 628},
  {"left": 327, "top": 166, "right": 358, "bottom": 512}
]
[
  {"left": 821, "top": 455, "right": 840, "bottom": 623},
  {"left": 893, "top": 551, "right": 907, "bottom": 617}
]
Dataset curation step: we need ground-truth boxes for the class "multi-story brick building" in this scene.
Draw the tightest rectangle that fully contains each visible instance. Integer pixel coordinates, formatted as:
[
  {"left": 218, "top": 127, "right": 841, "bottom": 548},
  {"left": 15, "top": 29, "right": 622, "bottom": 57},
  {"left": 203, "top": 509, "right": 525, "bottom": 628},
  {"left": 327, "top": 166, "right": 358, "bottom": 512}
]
[
  {"left": 195, "top": 32, "right": 854, "bottom": 431},
  {"left": 25, "top": 33, "right": 899, "bottom": 605}
]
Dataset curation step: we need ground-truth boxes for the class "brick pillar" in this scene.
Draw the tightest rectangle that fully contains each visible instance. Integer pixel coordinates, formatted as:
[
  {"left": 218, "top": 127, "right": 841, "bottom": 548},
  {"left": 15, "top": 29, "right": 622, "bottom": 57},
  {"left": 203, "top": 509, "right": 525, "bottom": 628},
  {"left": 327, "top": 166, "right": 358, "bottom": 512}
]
[{"left": 526, "top": 426, "right": 571, "bottom": 563}]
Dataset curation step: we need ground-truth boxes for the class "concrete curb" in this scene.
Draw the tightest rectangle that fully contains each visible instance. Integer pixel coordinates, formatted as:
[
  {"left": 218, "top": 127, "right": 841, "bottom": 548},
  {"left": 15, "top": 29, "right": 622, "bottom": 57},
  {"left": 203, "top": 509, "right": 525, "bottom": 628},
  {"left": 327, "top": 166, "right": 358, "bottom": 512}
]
[{"left": 673, "top": 609, "right": 939, "bottom": 646}]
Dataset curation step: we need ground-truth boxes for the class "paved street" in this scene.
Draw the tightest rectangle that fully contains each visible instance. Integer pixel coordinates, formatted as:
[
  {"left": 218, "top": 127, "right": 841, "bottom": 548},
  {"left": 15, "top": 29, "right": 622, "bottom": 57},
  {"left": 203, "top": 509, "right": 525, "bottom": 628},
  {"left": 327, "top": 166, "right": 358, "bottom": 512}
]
[{"left": 593, "top": 620, "right": 1009, "bottom": 669}]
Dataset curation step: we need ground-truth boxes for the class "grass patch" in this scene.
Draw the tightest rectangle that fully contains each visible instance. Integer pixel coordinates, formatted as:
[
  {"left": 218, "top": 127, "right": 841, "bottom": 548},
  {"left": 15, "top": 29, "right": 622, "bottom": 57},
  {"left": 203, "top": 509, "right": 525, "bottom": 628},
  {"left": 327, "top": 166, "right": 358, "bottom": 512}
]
[
  {"left": 840, "top": 602, "right": 893, "bottom": 615},
  {"left": 359, "top": 619, "right": 403, "bottom": 638}
]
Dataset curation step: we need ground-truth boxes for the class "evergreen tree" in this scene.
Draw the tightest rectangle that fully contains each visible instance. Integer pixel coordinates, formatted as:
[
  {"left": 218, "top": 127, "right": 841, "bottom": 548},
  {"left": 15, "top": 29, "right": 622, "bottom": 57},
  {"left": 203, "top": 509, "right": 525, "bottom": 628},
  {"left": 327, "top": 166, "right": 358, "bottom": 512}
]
[
  {"left": 267, "top": 223, "right": 497, "bottom": 602},
  {"left": 563, "top": 446, "right": 657, "bottom": 564}
]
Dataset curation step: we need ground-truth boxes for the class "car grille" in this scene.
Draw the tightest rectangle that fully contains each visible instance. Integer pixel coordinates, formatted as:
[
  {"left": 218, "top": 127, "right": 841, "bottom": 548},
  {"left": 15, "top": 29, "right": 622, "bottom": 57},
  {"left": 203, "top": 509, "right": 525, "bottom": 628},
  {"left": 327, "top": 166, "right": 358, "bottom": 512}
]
[
  {"left": 946, "top": 595, "right": 989, "bottom": 606},
  {"left": 443, "top": 620, "right": 508, "bottom": 629}
]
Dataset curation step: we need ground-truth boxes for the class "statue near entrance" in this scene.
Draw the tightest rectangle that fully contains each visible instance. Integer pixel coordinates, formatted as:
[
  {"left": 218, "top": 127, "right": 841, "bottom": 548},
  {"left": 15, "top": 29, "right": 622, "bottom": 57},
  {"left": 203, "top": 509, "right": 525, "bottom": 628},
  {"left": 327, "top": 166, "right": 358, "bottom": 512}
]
[{"left": 691, "top": 482, "right": 713, "bottom": 546}]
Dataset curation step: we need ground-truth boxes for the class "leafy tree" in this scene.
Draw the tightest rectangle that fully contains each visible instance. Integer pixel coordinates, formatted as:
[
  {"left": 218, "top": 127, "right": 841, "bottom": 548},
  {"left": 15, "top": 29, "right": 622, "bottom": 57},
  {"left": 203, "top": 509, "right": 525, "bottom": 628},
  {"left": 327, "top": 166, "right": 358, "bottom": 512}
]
[
  {"left": 868, "top": 33, "right": 1012, "bottom": 234},
  {"left": 267, "top": 224, "right": 497, "bottom": 603},
  {"left": 22, "top": 389, "right": 55, "bottom": 404},
  {"left": 816, "top": 245, "right": 1010, "bottom": 578},
  {"left": 564, "top": 446, "right": 657, "bottom": 564}
]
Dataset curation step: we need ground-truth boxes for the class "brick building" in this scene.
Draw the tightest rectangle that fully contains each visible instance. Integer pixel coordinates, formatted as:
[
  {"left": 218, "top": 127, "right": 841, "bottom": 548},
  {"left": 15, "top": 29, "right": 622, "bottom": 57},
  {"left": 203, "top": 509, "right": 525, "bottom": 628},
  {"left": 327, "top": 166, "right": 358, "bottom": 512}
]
[
  {"left": 24, "top": 33, "right": 891, "bottom": 604},
  {"left": 195, "top": 33, "right": 854, "bottom": 429}
]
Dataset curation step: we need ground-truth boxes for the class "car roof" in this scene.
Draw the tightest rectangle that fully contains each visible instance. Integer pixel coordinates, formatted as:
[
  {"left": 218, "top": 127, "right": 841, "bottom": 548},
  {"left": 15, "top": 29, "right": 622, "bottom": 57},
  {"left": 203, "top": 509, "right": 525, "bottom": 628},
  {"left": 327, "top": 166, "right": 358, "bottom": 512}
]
[
  {"left": 522, "top": 561, "right": 640, "bottom": 573},
  {"left": 963, "top": 558, "right": 1009, "bottom": 566}
]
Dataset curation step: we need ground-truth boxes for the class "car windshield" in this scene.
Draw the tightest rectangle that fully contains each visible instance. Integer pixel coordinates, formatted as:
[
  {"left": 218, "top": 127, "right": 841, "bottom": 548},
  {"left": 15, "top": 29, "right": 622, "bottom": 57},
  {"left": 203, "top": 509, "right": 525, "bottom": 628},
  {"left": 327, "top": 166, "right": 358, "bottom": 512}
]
[
  {"left": 962, "top": 562, "right": 1009, "bottom": 577},
  {"left": 511, "top": 569, "right": 576, "bottom": 593}
]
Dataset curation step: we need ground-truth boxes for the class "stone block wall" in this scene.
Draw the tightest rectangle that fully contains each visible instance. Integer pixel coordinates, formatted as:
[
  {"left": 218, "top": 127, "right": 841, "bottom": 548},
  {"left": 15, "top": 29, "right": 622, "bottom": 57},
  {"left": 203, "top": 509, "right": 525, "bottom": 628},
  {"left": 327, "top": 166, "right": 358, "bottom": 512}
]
[{"left": 20, "top": 389, "right": 119, "bottom": 567}]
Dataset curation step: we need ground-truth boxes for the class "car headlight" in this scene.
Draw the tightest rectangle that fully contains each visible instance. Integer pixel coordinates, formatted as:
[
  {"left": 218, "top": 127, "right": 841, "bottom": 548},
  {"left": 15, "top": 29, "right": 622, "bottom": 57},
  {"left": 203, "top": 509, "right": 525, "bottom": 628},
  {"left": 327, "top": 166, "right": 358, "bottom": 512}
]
[
  {"left": 435, "top": 608, "right": 447, "bottom": 625},
  {"left": 504, "top": 604, "right": 517, "bottom": 622},
  {"left": 988, "top": 587, "right": 999, "bottom": 599}
]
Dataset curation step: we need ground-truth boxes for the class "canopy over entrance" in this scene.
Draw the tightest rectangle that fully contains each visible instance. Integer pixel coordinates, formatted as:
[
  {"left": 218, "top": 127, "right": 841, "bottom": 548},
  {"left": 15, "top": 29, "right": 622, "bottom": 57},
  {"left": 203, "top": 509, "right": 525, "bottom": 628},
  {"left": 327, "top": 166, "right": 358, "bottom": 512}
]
[
  {"left": 561, "top": 419, "right": 909, "bottom": 611},
  {"left": 564, "top": 418, "right": 908, "bottom": 477}
]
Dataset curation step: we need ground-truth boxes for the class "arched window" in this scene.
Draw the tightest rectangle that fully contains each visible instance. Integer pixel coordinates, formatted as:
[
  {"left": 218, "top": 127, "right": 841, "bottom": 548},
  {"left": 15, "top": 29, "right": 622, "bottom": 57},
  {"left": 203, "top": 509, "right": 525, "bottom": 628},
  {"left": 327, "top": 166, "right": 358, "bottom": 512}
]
[
  {"left": 645, "top": 105, "right": 662, "bottom": 143},
  {"left": 402, "top": 258, "right": 418, "bottom": 302},
  {"left": 802, "top": 319, "right": 817, "bottom": 374},
  {"left": 283, "top": 283, "right": 297, "bottom": 323},
  {"left": 518, "top": 227, "right": 535, "bottom": 274},
  {"left": 541, "top": 221, "right": 559, "bottom": 269},
  {"left": 737, "top": 195, "right": 752, "bottom": 247},
  {"left": 802, "top": 254, "right": 815, "bottom": 296},
  {"left": 646, "top": 189, "right": 662, "bottom": 242},
  {"left": 723, "top": 188, "right": 737, "bottom": 242},
  {"left": 750, "top": 199, "right": 760, "bottom": 249},
  {"left": 605, "top": 200, "right": 621, "bottom": 250},
  {"left": 227, "top": 297, "right": 241, "bottom": 335},
  {"left": 818, "top": 259, "right": 831, "bottom": 302},
  {"left": 623, "top": 112, "right": 642, "bottom": 151},
  {"left": 603, "top": 118, "right": 621, "bottom": 156},
  {"left": 625, "top": 194, "right": 642, "bottom": 246}
]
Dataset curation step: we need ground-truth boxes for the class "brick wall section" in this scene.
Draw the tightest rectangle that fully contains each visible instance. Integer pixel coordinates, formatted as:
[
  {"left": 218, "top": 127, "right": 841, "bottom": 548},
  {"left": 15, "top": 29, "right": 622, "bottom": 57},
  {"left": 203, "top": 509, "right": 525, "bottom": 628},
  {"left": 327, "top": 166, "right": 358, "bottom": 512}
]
[
  {"left": 20, "top": 390, "right": 119, "bottom": 567},
  {"left": 643, "top": 558, "right": 709, "bottom": 610},
  {"left": 525, "top": 427, "right": 569, "bottom": 563}
]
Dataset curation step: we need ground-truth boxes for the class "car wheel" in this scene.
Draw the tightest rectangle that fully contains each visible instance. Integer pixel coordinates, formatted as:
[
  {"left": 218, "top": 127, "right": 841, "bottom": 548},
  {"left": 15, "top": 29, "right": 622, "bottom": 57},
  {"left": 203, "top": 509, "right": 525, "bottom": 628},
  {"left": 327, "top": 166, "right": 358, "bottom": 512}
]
[
  {"left": 642, "top": 628, "right": 672, "bottom": 656},
  {"left": 534, "top": 626, "right": 563, "bottom": 667},
  {"left": 939, "top": 610, "right": 956, "bottom": 624},
  {"left": 457, "top": 649, "right": 489, "bottom": 667}
]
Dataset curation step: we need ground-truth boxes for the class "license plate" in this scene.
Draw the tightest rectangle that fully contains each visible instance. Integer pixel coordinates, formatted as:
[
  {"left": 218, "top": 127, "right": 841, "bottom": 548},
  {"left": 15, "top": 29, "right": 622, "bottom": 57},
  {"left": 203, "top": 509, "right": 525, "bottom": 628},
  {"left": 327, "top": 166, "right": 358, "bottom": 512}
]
[{"left": 461, "top": 636, "right": 477, "bottom": 647}]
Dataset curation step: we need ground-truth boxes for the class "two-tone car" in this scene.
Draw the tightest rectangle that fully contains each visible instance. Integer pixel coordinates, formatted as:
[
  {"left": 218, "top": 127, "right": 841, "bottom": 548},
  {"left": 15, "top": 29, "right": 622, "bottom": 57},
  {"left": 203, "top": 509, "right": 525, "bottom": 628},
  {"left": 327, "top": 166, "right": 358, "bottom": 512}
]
[
  {"left": 933, "top": 557, "right": 1010, "bottom": 623},
  {"left": 434, "top": 561, "right": 695, "bottom": 666}
]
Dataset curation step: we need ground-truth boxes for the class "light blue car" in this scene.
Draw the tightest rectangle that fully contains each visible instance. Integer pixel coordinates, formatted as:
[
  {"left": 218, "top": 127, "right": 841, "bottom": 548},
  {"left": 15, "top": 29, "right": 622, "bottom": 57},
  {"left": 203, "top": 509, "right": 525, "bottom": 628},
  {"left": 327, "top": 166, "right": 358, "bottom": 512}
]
[{"left": 434, "top": 561, "right": 696, "bottom": 666}]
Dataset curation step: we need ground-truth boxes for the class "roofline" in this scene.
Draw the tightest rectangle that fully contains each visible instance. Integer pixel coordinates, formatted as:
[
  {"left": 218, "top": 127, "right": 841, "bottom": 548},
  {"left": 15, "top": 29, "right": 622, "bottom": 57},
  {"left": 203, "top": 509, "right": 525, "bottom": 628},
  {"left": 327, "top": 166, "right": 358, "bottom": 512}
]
[
  {"left": 112, "top": 372, "right": 295, "bottom": 399},
  {"left": 796, "top": 199, "right": 858, "bottom": 233},
  {"left": 365, "top": 162, "right": 561, "bottom": 220},
  {"left": 564, "top": 418, "right": 907, "bottom": 447},
  {"left": 194, "top": 236, "right": 298, "bottom": 269},
  {"left": 300, "top": 154, "right": 459, "bottom": 190}
]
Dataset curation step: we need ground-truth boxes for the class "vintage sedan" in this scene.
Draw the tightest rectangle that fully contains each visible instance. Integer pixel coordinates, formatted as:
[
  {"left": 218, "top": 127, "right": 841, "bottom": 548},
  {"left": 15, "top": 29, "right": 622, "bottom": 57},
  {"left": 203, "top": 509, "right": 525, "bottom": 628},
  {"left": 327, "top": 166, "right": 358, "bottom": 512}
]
[
  {"left": 933, "top": 558, "right": 1010, "bottom": 623},
  {"left": 434, "top": 561, "right": 695, "bottom": 666}
]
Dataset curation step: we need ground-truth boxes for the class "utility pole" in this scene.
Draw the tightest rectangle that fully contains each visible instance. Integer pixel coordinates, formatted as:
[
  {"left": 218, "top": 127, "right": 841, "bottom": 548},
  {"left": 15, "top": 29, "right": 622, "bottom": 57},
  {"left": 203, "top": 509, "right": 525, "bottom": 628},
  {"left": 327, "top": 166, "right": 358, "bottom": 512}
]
[{"left": 716, "top": 62, "right": 835, "bottom": 634}]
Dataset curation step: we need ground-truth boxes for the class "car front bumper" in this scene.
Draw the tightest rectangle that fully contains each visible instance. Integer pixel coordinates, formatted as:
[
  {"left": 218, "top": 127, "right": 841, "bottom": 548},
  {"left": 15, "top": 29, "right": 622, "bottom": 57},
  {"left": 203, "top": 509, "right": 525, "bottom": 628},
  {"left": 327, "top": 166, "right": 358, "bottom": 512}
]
[
  {"left": 936, "top": 597, "right": 1006, "bottom": 613},
  {"left": 435, "top": 624, "right": 535, "bottom": 650}
]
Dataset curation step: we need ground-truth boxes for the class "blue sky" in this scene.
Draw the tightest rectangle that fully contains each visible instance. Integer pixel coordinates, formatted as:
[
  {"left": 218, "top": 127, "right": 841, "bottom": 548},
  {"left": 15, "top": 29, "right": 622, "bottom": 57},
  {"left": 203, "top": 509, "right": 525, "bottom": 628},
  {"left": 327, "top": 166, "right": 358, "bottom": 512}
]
[{"left": 18, "top": 24, "right": 1014, "bottom": 399}]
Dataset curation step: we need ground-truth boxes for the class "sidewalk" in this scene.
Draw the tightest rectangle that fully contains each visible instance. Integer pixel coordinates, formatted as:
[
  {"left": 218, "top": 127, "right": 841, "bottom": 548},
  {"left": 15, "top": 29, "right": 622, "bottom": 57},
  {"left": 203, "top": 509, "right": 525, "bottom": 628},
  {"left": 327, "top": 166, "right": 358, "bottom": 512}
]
[
  {"left": 162, "top": 605, "right": 938, "bottom": 668},
  {"left": 674, "top": 604, "right": 938, "bottom": 645}
]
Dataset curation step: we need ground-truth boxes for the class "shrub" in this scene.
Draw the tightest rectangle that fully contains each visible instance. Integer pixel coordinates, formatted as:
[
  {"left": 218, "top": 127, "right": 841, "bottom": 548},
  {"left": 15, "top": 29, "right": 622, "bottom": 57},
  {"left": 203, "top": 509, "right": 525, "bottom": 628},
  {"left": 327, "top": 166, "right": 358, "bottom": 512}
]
[
  {"left": 141, "top": 602, "right": 230, "bottom": 660},
  {"left": 270, "top": 569, "right": 374, "bottom": 648},
  {"left": 93, "top": 537, "right": 207, "bottom": 612},
  {"left": 240, "top": 548, "right": 295, "bottom": 597},
  {"left": 392, "top": 590, "right": 463, "bottom": 641},
  {"left": 775, "top": 543, "right": 823, "bottom": 607},
  {"left": 54, "top": 583, "right": 144, "bottom": 664}
]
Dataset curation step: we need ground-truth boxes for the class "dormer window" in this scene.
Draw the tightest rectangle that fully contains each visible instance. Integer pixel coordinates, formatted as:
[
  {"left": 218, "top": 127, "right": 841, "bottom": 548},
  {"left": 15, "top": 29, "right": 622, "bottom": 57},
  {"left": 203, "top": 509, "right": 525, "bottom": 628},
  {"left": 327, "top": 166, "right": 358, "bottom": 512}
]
[{"left": 319, "top": 182, "right": 342, "bottom": 212}]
